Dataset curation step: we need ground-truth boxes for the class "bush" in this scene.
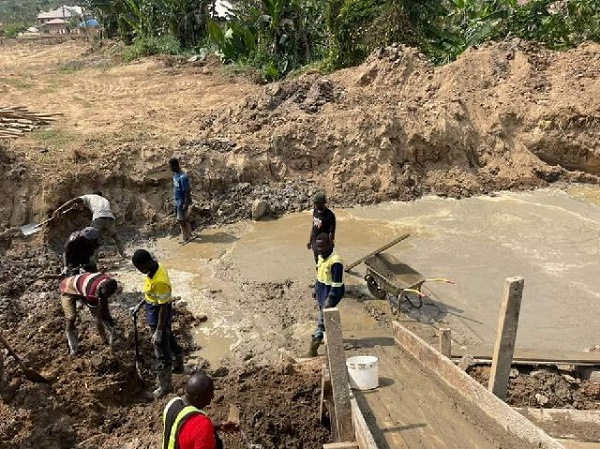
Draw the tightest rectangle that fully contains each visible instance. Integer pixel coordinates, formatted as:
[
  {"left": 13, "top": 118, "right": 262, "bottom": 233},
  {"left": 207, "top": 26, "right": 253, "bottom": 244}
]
[
  {"left": 122, "top": 35, "right": 182, "bottom": 61},
  {"left": 2, "top": 22, "right": 27, "bottom": 38}
]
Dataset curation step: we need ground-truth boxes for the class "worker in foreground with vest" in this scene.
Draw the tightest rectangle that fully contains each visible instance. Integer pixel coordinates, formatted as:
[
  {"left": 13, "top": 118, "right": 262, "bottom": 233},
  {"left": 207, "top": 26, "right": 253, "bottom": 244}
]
[
  {"left": 308, "top": 233, "right": 345, "bottom": 357},
  {"left": 132, "top": 249, "right": 184, "bottom": 399},
  {"left": 163, "top": 373, "right": 239, "bottom": 449},
  {"left": 59, "top": 272, "right": 119, "bottom": 355}
]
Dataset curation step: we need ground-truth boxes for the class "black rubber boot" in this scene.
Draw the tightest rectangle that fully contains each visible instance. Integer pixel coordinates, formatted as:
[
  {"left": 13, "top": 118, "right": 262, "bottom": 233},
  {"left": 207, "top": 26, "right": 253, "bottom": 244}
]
[
  {"left": 172, "top": 353, "right": 184, "bottom": 374},
  {"left": 306, "top": 338, "right": 322, "bottom": 357}
]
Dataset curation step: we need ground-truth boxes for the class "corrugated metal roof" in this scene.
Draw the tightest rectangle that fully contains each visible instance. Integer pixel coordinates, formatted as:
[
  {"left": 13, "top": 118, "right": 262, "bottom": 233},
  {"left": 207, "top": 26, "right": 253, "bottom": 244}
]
[
  {"left": 44, "top": 18, "right": 68, "bottom": 25},
  {"left": 37, "top": 6, "right": 83, "bottom": 20}
]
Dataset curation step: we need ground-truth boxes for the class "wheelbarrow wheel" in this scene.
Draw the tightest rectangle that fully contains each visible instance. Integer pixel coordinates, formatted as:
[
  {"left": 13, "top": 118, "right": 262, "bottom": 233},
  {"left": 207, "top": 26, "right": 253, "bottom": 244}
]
[
  {"left": 402, "top": 292, "right": 423, "bottom": 309},
  {"left": 365, "top": 275, "right": 386, "bottom": 300}
]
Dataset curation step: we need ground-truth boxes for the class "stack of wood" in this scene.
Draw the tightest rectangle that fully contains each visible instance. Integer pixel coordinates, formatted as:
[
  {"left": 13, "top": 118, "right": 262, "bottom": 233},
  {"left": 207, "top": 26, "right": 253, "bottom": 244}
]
[{"left": 0, "top": 106, "right": 62, "bottom": 139}]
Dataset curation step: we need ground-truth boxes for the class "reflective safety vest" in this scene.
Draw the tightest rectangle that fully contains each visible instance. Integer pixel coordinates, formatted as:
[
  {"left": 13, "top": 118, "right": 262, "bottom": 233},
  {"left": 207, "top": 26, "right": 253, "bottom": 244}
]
[
  {"left": 317, "top": 253, "right": 344, "bottom": 288},
  {"left": 162, "top": 397, "right": 206, "bottom": 449},
  {"left": 144, "top": 263, "right": 172, "bottom": 305}
]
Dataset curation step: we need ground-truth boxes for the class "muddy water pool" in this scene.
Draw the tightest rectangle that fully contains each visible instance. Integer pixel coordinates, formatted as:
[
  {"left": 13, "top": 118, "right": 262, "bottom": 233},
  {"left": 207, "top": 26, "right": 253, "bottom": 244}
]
[{"left": 121, "top": 186, "right": 600, "bottom": 365}]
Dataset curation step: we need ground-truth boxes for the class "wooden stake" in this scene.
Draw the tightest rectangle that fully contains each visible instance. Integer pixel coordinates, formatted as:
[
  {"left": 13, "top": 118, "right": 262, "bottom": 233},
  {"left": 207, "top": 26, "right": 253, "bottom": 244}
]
[
  {"left": 439, "top": 328, "right": 451, "bottom": 358},
  {"left": 324, "top": 307, "right": 354, "bottom": 442},
  {"left": 489, "top": 277, "right": 524, "bottom": 400}
]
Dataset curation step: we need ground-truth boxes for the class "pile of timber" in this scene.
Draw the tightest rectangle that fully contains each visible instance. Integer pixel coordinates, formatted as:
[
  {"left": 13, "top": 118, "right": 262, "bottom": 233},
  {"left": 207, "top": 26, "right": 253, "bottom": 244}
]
[{"left": 0, "top": 106, "right": 62, "bottom": 139}]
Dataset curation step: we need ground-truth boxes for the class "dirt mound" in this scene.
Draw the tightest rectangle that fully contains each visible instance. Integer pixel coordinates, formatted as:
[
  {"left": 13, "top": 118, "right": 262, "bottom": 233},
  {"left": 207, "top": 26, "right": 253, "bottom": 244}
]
[
  {"left": 3, "top": 40, "right": 600, "bottom": 249},
  {"left": 0, "top": 254, "right": 329, "bottom": 448},
  {"left": 469, "top": 365, "right": 600, "bottom": 410},
  {"left": 192, "top": 40, "right": 600, "bottom": 206}
]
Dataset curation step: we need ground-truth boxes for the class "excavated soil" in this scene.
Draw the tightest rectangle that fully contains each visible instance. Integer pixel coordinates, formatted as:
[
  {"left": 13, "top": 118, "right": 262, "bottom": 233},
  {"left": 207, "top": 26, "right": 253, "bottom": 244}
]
[
  {"left": 2, "top": 38, "right": 600, "bottom": 447},
  {"left": 0, "top": 252, "right": 329, "bottom": 449},
  {"left": 469, "top": 365, "right": 600, "bottom": 410},
  {"left": 1, "top": 39, "right": 600, "bottom": 244}
]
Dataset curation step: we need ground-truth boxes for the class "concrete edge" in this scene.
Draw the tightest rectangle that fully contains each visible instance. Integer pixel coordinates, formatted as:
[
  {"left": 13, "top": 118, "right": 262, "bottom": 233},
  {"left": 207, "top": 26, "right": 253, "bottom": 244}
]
[
  {"left": 349, "top": 390, "right": 378, "bottom": 449},
  {"left": 392, "top": 320, "right": 566, "bottom": 449},
  {"left": 516, "top": 407, "right": 600, "bottom": 425}
]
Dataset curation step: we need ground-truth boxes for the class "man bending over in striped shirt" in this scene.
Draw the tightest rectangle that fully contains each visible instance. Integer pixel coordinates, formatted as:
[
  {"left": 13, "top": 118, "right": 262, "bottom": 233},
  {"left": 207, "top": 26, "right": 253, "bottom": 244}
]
[{"left": 60, "top": 272, "right": 119, "bottom": 355}]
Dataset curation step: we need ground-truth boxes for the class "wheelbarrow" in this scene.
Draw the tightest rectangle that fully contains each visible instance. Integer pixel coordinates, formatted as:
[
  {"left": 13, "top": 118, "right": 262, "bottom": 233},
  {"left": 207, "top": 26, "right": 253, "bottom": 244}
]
[
  {"left": 363, "top": 253, "right": 454, "bottom": 313},
  {"left": 345, "top": 234, "right": 454, "bottom": 314}
]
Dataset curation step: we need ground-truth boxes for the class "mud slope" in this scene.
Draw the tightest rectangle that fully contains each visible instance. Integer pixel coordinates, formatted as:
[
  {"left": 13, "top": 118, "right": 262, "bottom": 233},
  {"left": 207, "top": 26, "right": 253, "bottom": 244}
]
[
  {"left": 2, "top": 40, "right": 600, "bottom": 242},
  {"left": 199, "top": 40, "right": 600, "bottom": 204}
]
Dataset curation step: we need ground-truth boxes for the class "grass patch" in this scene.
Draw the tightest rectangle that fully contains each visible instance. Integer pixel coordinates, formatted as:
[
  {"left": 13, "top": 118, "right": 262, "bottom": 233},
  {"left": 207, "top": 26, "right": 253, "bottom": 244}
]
[
  {"left": 121, "top": 35, "right": 182, "bottom": 62},
  {"left": 0, "top": 77, "right": 34, "bottom": 90},
  {"left": 32, "top": 128, "right": 77, "bottom": 148}
]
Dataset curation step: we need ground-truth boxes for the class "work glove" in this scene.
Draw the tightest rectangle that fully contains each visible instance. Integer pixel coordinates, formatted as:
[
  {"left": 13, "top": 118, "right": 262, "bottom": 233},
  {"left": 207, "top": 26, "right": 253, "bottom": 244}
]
[{"left": 151, "top": 329, "right": 164, "bottom": 345}]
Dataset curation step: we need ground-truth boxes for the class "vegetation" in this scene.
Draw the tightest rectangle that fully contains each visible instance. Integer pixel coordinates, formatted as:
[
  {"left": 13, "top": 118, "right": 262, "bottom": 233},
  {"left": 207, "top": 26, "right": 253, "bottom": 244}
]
[
  {"left": 3, "top": 0, "right": 597, "bottom": 80},
  {"left": 0, "top": 0, "right": 82, "bottom": 24},
  {"left": 1, "top": 21, "right": 27, "bottom": 37},
  {"left": 82, "top": 0, "right": 598, "bottom": 80}
]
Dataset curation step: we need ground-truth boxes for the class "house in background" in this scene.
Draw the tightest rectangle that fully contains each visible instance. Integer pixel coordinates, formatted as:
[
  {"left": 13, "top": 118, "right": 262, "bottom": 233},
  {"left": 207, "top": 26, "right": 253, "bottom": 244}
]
[
  {"left": 43, "top": 18, "right": 69, "bottom": 34},
  {"left": 37, "top": 5, "right": 85, "bottom": 34}
]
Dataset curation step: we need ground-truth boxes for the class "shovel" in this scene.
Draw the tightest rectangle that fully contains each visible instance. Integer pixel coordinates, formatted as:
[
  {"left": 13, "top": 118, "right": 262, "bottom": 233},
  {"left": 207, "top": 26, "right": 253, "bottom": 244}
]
[
  {"left": 20, "top": 206, "right": 76, "bottom": 237},
  {"left": 0, "top": 331, "right": 49, "bottom": 383},
  {"left": 130, "top": 299, "right": 146, "bottom": 382}
]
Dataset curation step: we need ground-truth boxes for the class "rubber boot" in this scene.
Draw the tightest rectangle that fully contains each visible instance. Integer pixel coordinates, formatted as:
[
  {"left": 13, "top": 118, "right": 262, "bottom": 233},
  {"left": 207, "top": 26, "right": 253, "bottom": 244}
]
[
  {"left": 172, "top": 353, "right": 184, "bottom": 374},
  {"left": 306, "top": 337, "right": 322, "bottom": 357},
  {"left": 66, "top": 330, "right": 79, "bottom": 355},
  {"left": 104, "top": 322, "right": 117, "bottom": 347},
  {"left": 153, "top": 368, "right": 173, "bottom": 400}
]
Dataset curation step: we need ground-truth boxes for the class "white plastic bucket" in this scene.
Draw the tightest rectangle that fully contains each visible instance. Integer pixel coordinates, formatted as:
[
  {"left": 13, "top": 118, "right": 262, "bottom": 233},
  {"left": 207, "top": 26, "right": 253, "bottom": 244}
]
[{"left": 346, "top": 355, "right": 379, "bottom": 390}]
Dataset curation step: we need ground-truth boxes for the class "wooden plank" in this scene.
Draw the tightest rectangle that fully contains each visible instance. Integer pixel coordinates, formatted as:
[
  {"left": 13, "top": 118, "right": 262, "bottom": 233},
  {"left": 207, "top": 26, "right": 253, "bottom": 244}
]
[
  {"left": 324, "top": 307, "right": 354, "bottom": 442},
  {"left": 319, "top": 364, "right": 332, "bottom": 425},
  {"left": 489, "top": 277, "right": 524, "bottom": 400},
  {"left": 439, "top": 328, "right": 451, "bottom": 358},
  {"left": 392, "top": 321, "right": 566, "bottom": 449},
  {"left": 451, "top": 345, "right": 600, "bottom": 366},
  {"left": 350, "top": 392, "right": 378, "bottom": 449},
  {"left": 344, "top": 233, "right": 410, "bottom": 272}
]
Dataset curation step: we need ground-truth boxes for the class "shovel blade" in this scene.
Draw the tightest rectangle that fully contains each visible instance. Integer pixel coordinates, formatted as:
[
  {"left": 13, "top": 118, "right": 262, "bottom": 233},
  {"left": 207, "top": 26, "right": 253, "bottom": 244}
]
[
  {"left": 23, "top": 367, "right": 49, "bottom": 384},
  {"left": 20, "top": 223, "right": 43, "bottom": 236}
]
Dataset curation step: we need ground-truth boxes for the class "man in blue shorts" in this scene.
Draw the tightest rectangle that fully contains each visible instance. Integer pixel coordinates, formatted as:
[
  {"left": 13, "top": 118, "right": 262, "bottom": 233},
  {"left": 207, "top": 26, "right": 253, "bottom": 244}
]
[{"left": 169, "top": 158, "right": 193, "bottom": 242}]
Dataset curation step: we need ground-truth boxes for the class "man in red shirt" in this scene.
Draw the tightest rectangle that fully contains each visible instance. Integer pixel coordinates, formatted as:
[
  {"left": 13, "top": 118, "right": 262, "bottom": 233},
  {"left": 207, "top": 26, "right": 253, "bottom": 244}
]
[{"left": 162, "top": 373, "right": 239, "bottom": 449}]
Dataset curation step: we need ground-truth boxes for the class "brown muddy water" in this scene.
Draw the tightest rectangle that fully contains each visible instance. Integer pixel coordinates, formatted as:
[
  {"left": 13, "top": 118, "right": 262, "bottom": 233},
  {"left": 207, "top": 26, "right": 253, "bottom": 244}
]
[{"left": 119, "top": 186, "right": 600, "bottom": 366}]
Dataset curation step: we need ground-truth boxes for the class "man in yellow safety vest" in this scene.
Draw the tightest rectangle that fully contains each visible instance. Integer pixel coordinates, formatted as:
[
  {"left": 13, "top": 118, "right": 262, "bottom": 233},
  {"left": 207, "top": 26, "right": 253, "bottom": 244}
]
[
  {"left": 307, "top": 233, "right": 345, "bottom": 357},
  {"left": 132, "top": 249, "right": 184, "bottom": 399},
  {"left": 162, "top": 373, "right": 239, "bottom": 449}
]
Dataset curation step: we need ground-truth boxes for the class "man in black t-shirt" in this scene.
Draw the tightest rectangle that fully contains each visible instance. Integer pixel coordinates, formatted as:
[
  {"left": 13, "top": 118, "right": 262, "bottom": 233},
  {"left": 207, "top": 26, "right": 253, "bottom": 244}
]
[
  {"left": 63, "top": 227, "right": 100, "bottom": 274},
  {"left": 306, "top": 192, "right": 336, "bottom": 264}
]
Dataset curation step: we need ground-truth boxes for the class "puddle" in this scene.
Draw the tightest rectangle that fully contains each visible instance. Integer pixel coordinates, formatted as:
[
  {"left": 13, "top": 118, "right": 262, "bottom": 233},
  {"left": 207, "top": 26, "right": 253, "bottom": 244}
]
[
  {"left": 124, "top": 186, "right": 600, "bottom": 364},
  {"left": 150, "top": 230, "right": 244, "bottom": 367},
  {"left": 193, "top": 326, "right": 236, "bottom": 367}
]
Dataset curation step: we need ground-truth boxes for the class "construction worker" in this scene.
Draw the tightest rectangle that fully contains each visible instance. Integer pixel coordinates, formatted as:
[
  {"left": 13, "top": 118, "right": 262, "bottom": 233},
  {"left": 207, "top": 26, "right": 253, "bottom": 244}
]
[
  {"left": 306, "top": 192, "right": 336, "bottom": 264},
  {"left": 131, "top": 249, "right": 183, "bottom": 399},
  {"left": 162, "top": 372, "right": 239, "bottom": 449},
  {"left": 53, "top": 191, "right": 126, "bottom": 257},
  {"left": 307, "top": 233, "right": 345, "bottom": 357},
  {"left": 169, "top": 158, "right": 193, "bottom": 242},
  {"left": 62, "top": 226, "right": 100, "bottom": 275},
  {"left": 59, "top": 272, "right": 119, "bottom": 355}
]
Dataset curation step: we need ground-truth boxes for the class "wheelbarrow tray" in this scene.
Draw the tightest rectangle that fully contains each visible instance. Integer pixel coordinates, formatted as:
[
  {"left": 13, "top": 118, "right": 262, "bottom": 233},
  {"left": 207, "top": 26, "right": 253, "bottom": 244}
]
[{"left": 364, "top": 253, "right": 425, "bottom": 296}]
